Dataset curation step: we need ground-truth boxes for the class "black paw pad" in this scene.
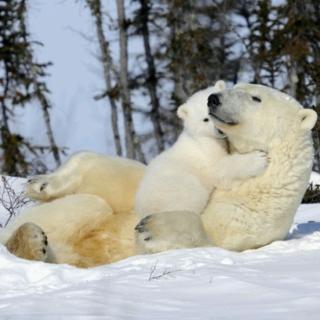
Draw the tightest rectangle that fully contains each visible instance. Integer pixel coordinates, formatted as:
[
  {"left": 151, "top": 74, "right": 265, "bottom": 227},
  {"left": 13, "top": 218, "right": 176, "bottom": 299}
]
[{"left": 40, "top": 182, "right": 48, "bottom": 191}]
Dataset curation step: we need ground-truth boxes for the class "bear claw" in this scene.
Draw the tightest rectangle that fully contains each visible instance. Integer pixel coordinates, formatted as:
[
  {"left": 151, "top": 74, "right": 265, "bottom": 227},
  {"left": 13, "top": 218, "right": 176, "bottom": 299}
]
[
  {"left": 135, "top": 216, "right": 151, "bottom": 233},
  {"left": 135, "top": 225, "right": 144, "bottom": 233}
]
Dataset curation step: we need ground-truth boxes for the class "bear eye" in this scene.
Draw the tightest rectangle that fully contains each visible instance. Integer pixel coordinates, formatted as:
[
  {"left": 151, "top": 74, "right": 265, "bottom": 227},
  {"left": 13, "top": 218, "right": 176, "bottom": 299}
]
[
  {"left": 252, "top": 96, "right": 262, "bottom": 102},
  {"left": 203, "top": 118, "right": 209, "bottom": 122}
]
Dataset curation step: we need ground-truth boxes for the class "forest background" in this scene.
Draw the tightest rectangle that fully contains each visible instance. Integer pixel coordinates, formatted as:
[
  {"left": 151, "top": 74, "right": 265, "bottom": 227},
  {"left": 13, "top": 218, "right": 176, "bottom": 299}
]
[{"left": 0, "top": 0, "right": 319, "bottom": 199}]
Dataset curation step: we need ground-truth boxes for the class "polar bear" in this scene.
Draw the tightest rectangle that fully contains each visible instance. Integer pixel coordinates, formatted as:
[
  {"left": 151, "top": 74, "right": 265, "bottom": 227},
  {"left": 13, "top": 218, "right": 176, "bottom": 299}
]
[
  {"left": 135, "top": 81, "right": 267, "bottom": 218},
  {"left": 0, "top": 83, "right": 316, "bottom": 267},
  {"left": 0, "top": 153, "right": 145, "bottom": 267},
  {"left": 135, "top": 83, "right": 317, "bottom": 254},
  {"left": 25, "top": 152, "right": 145, "bottom": 213}
]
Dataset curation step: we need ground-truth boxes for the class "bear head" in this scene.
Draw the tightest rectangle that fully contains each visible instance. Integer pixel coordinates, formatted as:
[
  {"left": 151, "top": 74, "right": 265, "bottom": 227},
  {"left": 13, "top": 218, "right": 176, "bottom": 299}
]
[
  {"left": 207, "top": 83, "right": 317, "bottom": 152},
  {"left": 177, "top": 80, "right": 226, "bottom": 138}
]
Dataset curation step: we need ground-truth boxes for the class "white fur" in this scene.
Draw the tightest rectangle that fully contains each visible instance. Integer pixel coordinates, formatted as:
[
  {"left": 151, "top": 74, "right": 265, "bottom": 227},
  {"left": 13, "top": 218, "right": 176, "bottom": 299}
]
[
  {"left": 0, "top": 194, "right": 112, "bottom": 264},
  {"left": 2, "top": 83, "right": 314, "bottom": 265},
  {"left": 135, "top": 81, "right": 268, "bottom": 218},
  {"left": 25, "top": 152, "right": 145, "bottom": 212},
  {"left": 0, "top": 152, "right": 145, "bottom": 266},
  {"left": 203, "top": 83, "right": 317, "bottom": 251},
  {"left": 137, "top": 83, "right": 317, "bottom": 253}
]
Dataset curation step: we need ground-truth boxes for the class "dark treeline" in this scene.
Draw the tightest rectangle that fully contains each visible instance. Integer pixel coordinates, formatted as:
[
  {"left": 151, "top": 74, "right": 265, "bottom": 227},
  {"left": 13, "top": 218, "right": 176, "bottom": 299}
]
[
  {"left": 0, "top": 0, "right": 63, "bottom": 176},
  {"left": 86, "top": 0, "right": 320, "bottom": 164},
  {"left": 0, "top": 0, "right": 319, "bottom": 176}
]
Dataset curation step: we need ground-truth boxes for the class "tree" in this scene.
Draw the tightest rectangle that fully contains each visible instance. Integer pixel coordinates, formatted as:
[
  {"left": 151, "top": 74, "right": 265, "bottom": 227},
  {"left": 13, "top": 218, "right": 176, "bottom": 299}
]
[
  {"left": 0, "top": 0, "right": 61, "bottom": 175},
  {"left": 241, "top": 0, "right": 320, "bottom": 170},
  {"left": 19, "top": 1, "right": 61, "bottom": 167},
  {"left": 130, "top": 0, "right": 242, "bottom": 153},
  {"left": 164, "top": 0, "right": 240, "bottom": 101},
  {"left": 86, "top": 0, "right": 123, "bottom": 156},
  {"left": 134, "top": 0, "right": 165, "bottom": 153},
  {"left": 116, "top": 0, "right": 145, "bottom": 162},
  {"left": 81, "top": 0, "right": 320, "bottom": 171},
  {"left": 274, "top": 0, "right": 320, "bottom": 171}
]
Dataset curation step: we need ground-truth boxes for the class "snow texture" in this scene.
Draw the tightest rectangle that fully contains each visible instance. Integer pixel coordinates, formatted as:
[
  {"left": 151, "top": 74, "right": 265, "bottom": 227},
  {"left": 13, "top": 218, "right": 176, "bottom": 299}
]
[
  {"left": 310, "top": 171, "right": 320, "bottom": 185},
  {"left": 0, "top": 177, "right": 320, "bottom": 319}
]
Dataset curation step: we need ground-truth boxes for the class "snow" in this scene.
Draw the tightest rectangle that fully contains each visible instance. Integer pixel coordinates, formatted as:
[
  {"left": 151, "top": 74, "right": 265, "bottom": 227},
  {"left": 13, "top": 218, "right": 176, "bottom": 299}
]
[
  {"left": 1, "top": 2, "right": 318, "bottom": 317},
  {"left": 1, "top": 178, "right": 320, "bottom": 318},
  {"left": 310, "top": 171, "right": 320, "bottom": 185}
]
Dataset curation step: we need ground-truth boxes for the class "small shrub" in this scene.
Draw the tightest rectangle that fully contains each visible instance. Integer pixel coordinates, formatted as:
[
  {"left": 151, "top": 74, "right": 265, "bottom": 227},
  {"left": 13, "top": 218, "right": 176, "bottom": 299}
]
[{"left": 302, "top": 183, "right": 320, "bottom": 203}]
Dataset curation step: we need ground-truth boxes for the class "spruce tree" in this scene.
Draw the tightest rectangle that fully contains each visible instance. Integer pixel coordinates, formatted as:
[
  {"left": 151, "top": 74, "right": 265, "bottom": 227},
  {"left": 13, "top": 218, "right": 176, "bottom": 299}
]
[{"left": 0, "top": 0, "right": 61, "bottom": 176}]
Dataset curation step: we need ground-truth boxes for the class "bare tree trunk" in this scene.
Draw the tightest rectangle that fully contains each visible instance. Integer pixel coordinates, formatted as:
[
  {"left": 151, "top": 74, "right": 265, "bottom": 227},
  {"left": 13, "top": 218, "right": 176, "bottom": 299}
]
[
  {"left": 238, "top": 3, "right": 262, "bottom": 84},
  {"left": 138, "top": 0, "right": 165, "bottom": 153},
  {"left": 86, "top": 0, "right": 122, "bottom": 156},
  {"left": 287, "top": 60, "right": 298, "bottom": 98},
  {"left": 35, "top": 89, "right": 61, "bottom": 166},
  {"left": 116, "top": 0, "right": 145, "bottom": 162},
  {"left": 168, "top": 16, "right": 188, "bottom": 104},
  {"left": 18, "top": 0, "right": 61, "bottom": 167}
]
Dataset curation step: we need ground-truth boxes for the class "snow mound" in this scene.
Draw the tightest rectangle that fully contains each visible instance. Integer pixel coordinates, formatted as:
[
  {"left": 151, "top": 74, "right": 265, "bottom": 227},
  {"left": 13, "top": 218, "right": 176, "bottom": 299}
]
[{"left": 1, "top": 179, "right": 320, "bottom": 318}]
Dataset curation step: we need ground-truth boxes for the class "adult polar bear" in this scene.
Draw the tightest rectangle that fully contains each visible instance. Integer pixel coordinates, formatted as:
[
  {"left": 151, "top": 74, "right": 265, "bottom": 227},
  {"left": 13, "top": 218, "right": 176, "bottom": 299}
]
[
  {"left": 136, "top": 83, "right": 317, "bottom": 253},
  {"left": 0, "top": 83, "right": 317, "bottom": 267}
]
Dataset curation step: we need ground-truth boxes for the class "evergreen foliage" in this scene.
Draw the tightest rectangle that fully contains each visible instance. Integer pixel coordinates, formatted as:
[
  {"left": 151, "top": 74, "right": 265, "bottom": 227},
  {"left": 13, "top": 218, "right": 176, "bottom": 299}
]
[
  {"left": 0, "top": 0, "right": 61, "bottom": 176},
  {"left": 1, "top": 0, "right": 320, "bottom": 201}
]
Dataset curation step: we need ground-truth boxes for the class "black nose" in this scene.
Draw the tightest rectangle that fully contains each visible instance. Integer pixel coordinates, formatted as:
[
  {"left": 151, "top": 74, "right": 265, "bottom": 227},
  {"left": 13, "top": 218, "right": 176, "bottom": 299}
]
[{"left": 208, "top": 93, "right": 221, "bottom": 108}]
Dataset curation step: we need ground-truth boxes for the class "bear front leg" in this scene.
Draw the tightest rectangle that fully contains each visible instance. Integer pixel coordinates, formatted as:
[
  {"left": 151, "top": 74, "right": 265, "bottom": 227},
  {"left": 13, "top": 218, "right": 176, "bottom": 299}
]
[
  {"left": 5, "top": 222, "right": 49, "bottom": 262},
  {"left": 213, "top": 151, "right": 268, "bottom": 188},
  {"left": 135, "top": 211, "right": 211, "bottom": 254}
]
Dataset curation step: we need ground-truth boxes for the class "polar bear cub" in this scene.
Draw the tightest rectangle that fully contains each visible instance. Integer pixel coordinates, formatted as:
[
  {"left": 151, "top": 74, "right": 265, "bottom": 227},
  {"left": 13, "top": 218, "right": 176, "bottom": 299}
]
[{"left": 135, "top": 81, "right": 268, "bottom": 218}]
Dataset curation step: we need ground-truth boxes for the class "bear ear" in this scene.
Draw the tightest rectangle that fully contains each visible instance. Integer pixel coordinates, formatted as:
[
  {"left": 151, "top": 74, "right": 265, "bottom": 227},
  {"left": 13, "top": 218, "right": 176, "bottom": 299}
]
[
  {"left": 298, "top": 108, "right": 317, "bottom": 130},
  {"left": 214, "top": 80, "right": 226, "bottom": 91},
  {"left": 177, "top": 104, "right": 188, "bottom": 119}
]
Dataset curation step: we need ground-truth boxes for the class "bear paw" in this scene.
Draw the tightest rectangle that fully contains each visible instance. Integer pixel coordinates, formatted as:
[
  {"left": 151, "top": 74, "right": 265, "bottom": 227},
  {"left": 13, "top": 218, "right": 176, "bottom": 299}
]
[
  {"left": 245, "top": 150, "right": 269, "bottom": 177},
  {"left": 25, "top": 174, "right": 63, "bottom": 200},
  {"left": 135, "top": 211, "right": 210, "bottom": 254},
  {"left": 6, "top": 222, "right": 49, "bottom": 262}
]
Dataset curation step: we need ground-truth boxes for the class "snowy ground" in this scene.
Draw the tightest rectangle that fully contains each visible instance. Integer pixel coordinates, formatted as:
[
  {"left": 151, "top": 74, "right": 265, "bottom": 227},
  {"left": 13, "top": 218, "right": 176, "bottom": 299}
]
[{"left": 1, "top": 178, "right": 320, "bottom": 319}]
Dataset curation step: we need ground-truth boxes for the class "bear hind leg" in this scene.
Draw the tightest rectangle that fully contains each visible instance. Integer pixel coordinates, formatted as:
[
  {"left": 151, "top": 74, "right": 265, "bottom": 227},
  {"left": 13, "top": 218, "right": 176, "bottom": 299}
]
[
  {"left": 25, "top": 173, "right": 81, "bottom": 201},
  {"left": 24, "top": 152, "right": 93, "bottom": 200},
  {"left": 5, "top": 222, "right": 49, "bottom": 262}
]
